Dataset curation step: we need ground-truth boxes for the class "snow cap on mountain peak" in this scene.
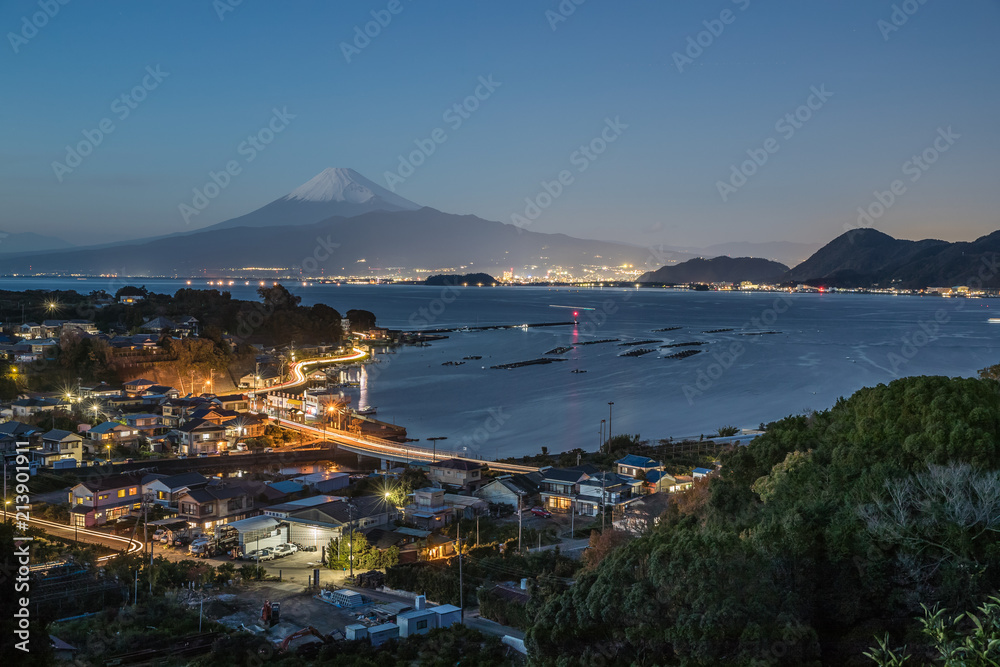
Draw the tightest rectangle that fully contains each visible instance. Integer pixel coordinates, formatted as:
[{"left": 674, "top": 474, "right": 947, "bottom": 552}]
[{"left": 284, "top": 167, "right": 420, "bottom": 210}]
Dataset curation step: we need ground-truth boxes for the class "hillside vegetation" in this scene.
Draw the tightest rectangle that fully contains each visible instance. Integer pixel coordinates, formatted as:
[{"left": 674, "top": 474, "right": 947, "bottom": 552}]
[{"left": 528, "top": 376, "right": 1000, "bottom": 666}]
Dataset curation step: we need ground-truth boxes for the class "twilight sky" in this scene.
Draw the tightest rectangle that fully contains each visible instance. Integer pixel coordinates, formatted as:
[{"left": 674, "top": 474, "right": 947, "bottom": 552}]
[{"left": 2, "top": 0, "right": 998, "bottom": 250}]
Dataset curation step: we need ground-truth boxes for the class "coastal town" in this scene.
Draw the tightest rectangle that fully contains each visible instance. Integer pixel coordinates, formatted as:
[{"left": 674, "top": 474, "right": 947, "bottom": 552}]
[{"left": 0, "top": 287, "right": 744, "bottom": 663}]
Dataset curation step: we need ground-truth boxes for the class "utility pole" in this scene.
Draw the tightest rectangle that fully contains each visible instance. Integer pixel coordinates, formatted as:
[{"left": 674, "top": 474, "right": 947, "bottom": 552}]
[
  {"left": 607, "top": 402, "right": 614, "bottom": 449},
  {"left": 476, "top": 515, "right": 479, "bottom": 547},
  {"left": 517, "top": 495, "right": 522, "bottom": 553},
  {"left": 601, "top": 472, "right": 607, "bottom": 532},
  {"left": 348, "top": 501, "right": 356, "bottom": 578},
  {"left": 457, "top": 521, "right": 464, "bottom": 624},
  {"left": 570, "top": 499, "right": 575, "bottom": 538},
  {"left": 600, "top": 420, "right": 605, "bottom": 451}
]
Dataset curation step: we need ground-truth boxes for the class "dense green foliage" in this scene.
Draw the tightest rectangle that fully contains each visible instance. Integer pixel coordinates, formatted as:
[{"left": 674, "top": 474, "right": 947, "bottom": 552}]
[
  {"left": 327, "top": 533, "right": 400, "bottom": 570},
  {"left": 865, "top": 598, "right": 1000, "bottom": 665},
  {"left": 527, "top": 376, "right": 1000, "bottom": 666}
]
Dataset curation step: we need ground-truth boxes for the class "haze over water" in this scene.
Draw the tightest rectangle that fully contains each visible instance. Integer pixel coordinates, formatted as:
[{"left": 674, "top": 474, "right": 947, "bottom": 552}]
[{"left": 3, "top": 278, "right": 996, "bottom": 459}]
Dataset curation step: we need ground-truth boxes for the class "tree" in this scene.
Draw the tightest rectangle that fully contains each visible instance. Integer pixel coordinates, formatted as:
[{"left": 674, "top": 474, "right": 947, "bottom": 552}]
[
  {"left": 256, "top": 284, "right": 300, "bottom": 310},
  {"left": 580, "top": 529, "right": 631, "bottom": 571},
  {"left": 717, "top": 425, "right": 740, "bottom": 437},
  {"left": 865, "top": 598, "right": 1000, "bottom": 666},
  {"left": 346, "top": 309, "right": 376, "bottom": 332}
]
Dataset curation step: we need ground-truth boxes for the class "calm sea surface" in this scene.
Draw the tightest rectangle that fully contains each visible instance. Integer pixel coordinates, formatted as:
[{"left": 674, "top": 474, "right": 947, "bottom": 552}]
[{"left": 3, "top": 277, "right": 998, "bottom": 459}]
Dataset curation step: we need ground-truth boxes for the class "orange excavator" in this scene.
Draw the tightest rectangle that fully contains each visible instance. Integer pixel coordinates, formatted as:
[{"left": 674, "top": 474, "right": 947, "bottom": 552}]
[{"left": 278, "top": 626, "right": 332, "bottom": 652}]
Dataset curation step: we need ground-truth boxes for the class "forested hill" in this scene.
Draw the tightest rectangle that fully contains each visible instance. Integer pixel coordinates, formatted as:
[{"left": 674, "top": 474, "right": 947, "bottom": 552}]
[{"left": 528, "top": 375, "right": 1000, "bottom": 665}]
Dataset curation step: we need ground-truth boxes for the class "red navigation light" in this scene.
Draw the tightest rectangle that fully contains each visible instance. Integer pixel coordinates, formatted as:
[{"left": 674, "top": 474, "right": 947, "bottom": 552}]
[{"left": 573, "top": 311, "right": 579, "bottom": 318}]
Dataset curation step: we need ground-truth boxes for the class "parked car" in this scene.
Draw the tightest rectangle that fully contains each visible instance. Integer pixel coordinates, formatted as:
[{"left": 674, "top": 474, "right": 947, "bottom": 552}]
[
  {"left": 245, "top": 548, "right": 275, "bottom": 561},
  {"left": 284, "top": 543, "right": 299, "bottom": 553},
  {"left": 263, "top": 447, "right": 274, "bottom": 453},
  {"left": 531, "top": 507, "right": 553, "bottom": 518},
  {"left": 271, "top": 544, "right": 294, "bottom": 558},
  {"left": 152, "top": 529, "right": 166, "bottom": 541}
]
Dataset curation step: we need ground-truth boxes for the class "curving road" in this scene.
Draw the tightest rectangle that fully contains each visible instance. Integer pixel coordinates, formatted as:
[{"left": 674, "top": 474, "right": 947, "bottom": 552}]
[
  {"left": 254, "top": 348, "right": 369, "bottom": 394},
  {"left": 253, "top": 348, "right": 539, "bottom": 474},
  {"left": 28, "top": 516, "right": 144, "bottom": 562}
]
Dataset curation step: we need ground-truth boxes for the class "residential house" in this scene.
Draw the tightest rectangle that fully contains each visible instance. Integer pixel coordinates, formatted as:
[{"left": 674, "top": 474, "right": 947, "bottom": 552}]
[
  {"left": 143, "top": 472, "right": 209, "bottom": 508},
  {"left": 576, "top": 471, "right": 641, "bottom": 517},
  {"left": 39, "top": 429, "right": 86, "bottom": 464},
  {"left": 613, "top": 494, "right": 672, "bottom": 536},
  {"left": 85, "top": 421, "right": 140, "bottom": 450},
  {"left": 644, "top": 470, "right": 688, "bottom": 494},
  {"left": 291, "top": 472, "right": 350, "bottom": 494},
  {"left": 428, "top": 458, "right": 484, "bottom": 490},
  {"left": 212, "top": 394, "right": 250, "bottom": 412},
  {"left": 28, "top": 338, "right": 59, "bottom": 360},
  {"left": 0, "top": 421, "right": 41, "bottom": 460},
  {"left": 139, "top": 316, "right": 178, "bottom": 334},
  {"left": 68, "top": 473, "right": 146, "bottom": 527},
  {"left": 124, "top": 413, "right": 161, "bottom": 435},
  {"left": 122, "top": 378, "right": 155, "bottom": 397},
  {"left": 173, "top": 419, "right": 228, "bottom": 455},
  {"left": 80, "top": 382, "right": 123, "bottom": 400},
  {"left": 475, "top": 472, "right": 541, "bottom": 511},
  {"left": 403, "top": 487, "right": 453, "bottom": 528},
  {"left": 222, "top": 412, "right": 269, "bottom": 440},
  {"left": 17, "top": 322, "right": 42, "bottom": 339},
  {"left": 160, "top": 397, "right": 212, "bottom": 428},
  {"left": 615, "top": 454, "right": 664, "bottom": 479},
  {"left": 174, "top": 315, "right": 199, "bottom": 336},
  {"left": 61, "top": 320, "right": 98, "bottom": 335},
  {"left": 692, "top": 467, "right": 715, "bottom": 479},
  {"left": 11, "top": 397, "right": 67, "bottom": 419},
  {"left": 239, "top": 367, "right": 281, "bottom": 390},
  {"left": 176, "top": 483, "right": 257, "bottom": 531},
  {"left": 538, "top": 467, "right": 590, "bottom": 513}
]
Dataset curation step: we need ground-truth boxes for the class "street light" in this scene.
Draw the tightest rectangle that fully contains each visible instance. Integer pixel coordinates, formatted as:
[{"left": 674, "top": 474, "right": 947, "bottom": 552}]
[
  {"left": 384, "top": 492, "right": 391, "bottom": 527},
  {"left": 607, "top": 401, "right": 614, "bottom": 450},
  {"left": 427, "top": 436, "right": 447, "bottom": 462}
]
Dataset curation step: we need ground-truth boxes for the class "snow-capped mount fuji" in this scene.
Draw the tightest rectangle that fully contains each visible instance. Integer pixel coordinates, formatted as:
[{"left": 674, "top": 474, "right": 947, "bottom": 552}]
[{"left": 198, "top": 167, "right": 421, "bottom": 232}]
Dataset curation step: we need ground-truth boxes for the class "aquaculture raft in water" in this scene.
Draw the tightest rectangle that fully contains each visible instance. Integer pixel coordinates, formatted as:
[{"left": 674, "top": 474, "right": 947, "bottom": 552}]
[
  {"left": 545, "top": 346, "right": 573, "bottom": 355},
  {"left": 620, "top": 348, "right": 655, "bottom": 357},
  {"left": 665, "top": 349, "right": 702, "bottom": 360},
  {"left": 491, "top": 358, "right": 568, "bottom": 370}
]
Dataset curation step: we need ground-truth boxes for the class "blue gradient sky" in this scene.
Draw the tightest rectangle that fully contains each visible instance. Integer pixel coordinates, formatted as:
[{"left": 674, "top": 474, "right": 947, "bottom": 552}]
[{"left": 2, "top": 0, "right": 998, "bottom": 249}]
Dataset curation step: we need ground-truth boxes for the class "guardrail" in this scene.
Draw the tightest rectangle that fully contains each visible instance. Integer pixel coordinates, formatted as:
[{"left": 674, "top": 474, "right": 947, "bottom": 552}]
[{"left": 275, "top": 419, "right": 539, "bottom": 474}]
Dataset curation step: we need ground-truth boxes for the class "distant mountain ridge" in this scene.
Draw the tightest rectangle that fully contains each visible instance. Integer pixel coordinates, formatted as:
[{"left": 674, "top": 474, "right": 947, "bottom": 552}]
[
  {"left": 0, "top": 230, "right": 73, "bottom": 254},
  {"left": 0, "top": 207, "right": 653, "bottom": 277},
  {"left": 784, "top": 228, "right": 1000, "bottom": 288},
  {"left": 639, "top": 256, "right": 789, "bottom": 284},
  {"left": 665, "top": 241, "right": 820, "bottom": 268}
]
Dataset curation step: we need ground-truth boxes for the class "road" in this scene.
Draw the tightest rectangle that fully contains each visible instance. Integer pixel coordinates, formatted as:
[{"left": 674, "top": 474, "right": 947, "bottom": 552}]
[
  {"left": 254, "top": 348, "right": 369, "bottom": 394},
  {"left": 252, "top": 349, "right": 539, "bottom": 475},
  {"left": 27, "top": 516, "right": 143, "bottom": 562},
  {"left": 276, "top": 418, "right": 539, "bottom": 475}
]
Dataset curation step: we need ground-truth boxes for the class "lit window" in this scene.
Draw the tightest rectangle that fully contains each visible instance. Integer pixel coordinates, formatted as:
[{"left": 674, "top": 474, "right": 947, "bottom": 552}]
[
  {"left": 117, "top": 490, "right": 125, "bottom": 498},
  {"left": 128, "top": 487, "right": 137, "bottom": 495}
]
